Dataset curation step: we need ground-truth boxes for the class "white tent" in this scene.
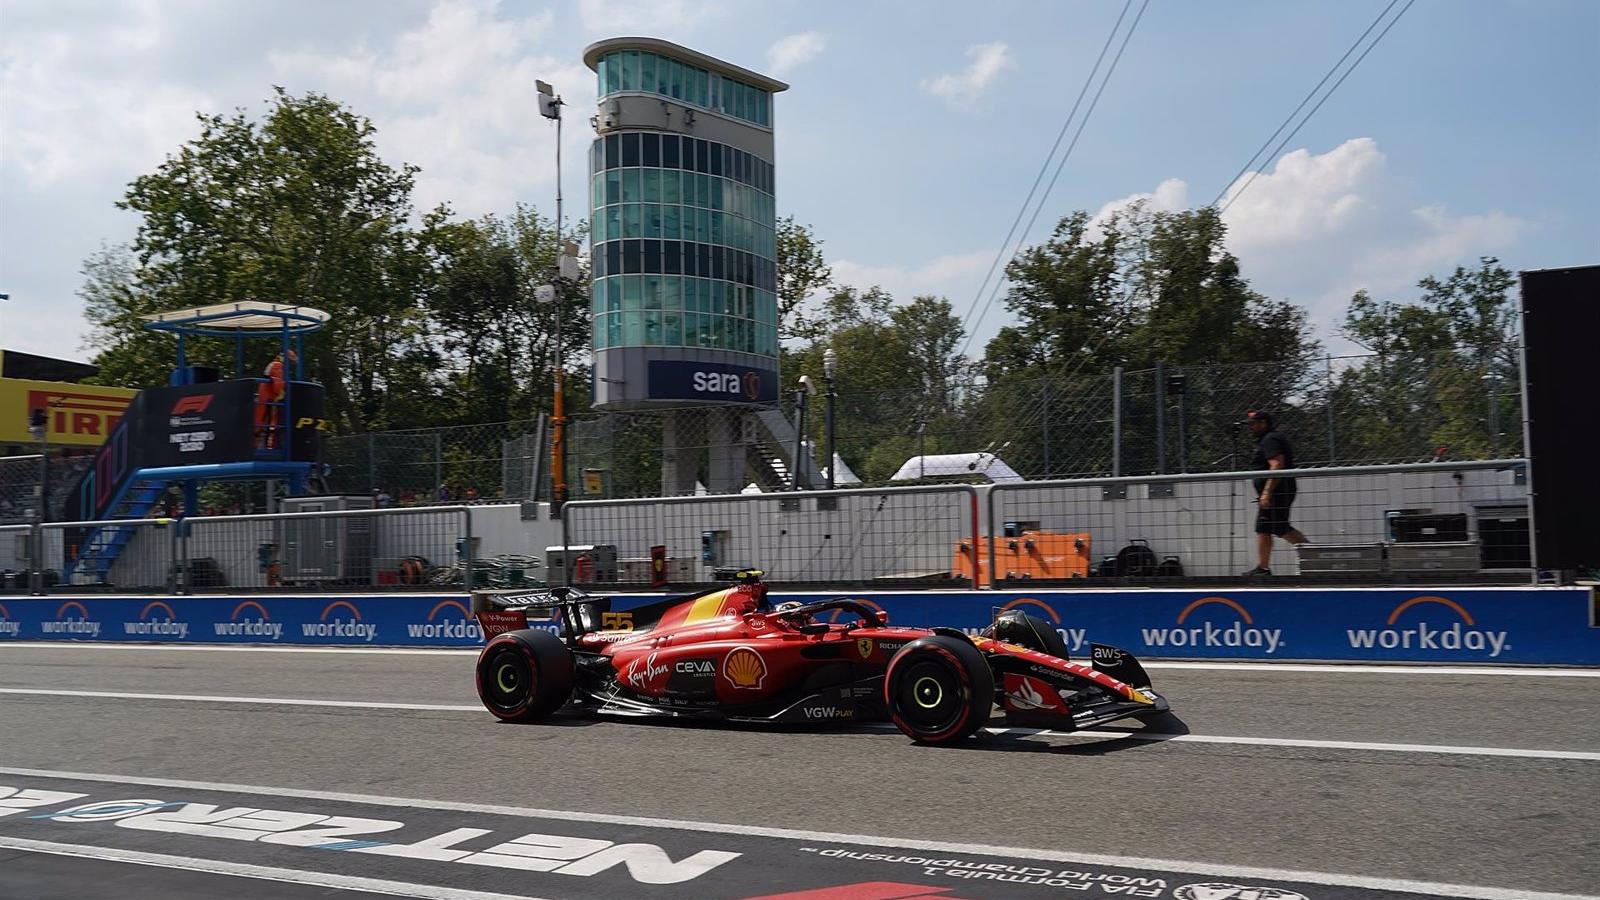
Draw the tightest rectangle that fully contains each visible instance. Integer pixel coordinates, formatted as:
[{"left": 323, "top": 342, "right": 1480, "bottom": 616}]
[{"left": 890, "top": 452, "right": 1024, "bottom": 484}]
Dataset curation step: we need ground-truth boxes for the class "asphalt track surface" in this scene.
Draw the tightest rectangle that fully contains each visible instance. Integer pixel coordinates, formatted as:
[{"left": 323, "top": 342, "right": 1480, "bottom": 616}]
[{"left": 1, "top": 644, "right": 1597, "bottom": 900}]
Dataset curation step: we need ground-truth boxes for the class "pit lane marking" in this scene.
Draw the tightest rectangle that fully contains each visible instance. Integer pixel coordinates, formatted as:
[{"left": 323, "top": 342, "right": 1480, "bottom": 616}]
[
  {"left": 5, "top": 643, "right": 1598, "bottom": 677},
  {"left": 0, "top": 836, "right": 548, "bottom": 900},
  {"left": 1, "top": 767, "right": 1594, "bottom": 900},
  {"left": 4, "top": 687, "right": 1597, "bottom": 762}
]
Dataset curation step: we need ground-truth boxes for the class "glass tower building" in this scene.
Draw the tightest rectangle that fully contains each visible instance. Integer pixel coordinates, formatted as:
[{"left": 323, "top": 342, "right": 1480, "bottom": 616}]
[{"left": 584, "top": 38, "right": 787, "bottom": 414}]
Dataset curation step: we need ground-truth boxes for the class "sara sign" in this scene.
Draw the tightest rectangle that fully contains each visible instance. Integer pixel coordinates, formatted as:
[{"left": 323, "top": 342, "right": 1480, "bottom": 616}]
[{"left": 647, "top": 360, "right": 777, "bottom": 403}]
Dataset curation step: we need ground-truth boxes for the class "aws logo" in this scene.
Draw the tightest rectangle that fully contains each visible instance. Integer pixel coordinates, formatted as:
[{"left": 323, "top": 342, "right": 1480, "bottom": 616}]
[
  {"left": 1347, "top": 596, "right": 1509, "bottom": 658},
  {"left": 122, "top": 600, "right": 189, "bottom": 640},
  {"left": 0, "top": 603, "right": 17, "bottom": 637},
  {"left": 301, "top": 600, "right": 375, "bottom": 642},
  {"left": 40, "top": 600, "right": 101, "bottom": 639},
  {"left": 212, "top": 600, "right": 281, "bottom": 640},
  {"left": 1140, "top": 596, "right": 1284, "bottom": 655},
  {"left": 405, "top": 600, "right": 482, "bottom": 641}
]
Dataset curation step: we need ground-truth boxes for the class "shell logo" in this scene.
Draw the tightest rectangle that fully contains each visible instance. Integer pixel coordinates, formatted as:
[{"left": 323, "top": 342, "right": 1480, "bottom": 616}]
[{"left": 723, "top": 646, "right": 767, "bottom": 690}]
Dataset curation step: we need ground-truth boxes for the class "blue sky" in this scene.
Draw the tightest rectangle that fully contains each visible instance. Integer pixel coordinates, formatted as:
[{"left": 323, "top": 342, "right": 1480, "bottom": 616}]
[{"left": 2, "top": 0, "right": 1596, "bottom": 363}]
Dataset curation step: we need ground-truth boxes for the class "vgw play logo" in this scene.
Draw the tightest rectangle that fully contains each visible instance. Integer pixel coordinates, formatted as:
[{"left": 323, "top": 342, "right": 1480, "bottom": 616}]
[
  {"left": 963, "top": 598, "right": 1089, "bottom": 654},
  {"left": 302, "top": 600, "right": 376, "bottom": 642},
  {"left": 41, "top": 601, "right": 101, "bottom": 638},
  {"left": 1141, "top": 597, "right": 1284, "bottom": 655},
  {"left": 122, "top": 601, "right": 188, "bottom": 639},
  {"left": 1347, "top": 596, "right": 1508, "bottom": 658},
  {"left": 0, "top": 603, "right": 18, "bottom": 638},
  {"left": 405, "top": 600, "right": 481, "bottom": 641},
  {"left": 213, "top": 600, "right": 281, "bottom": 640}
]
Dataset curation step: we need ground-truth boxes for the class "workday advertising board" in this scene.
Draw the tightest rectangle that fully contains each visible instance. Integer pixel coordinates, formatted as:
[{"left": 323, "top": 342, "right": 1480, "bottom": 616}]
[{"left": 0, "top": 587, "right": 1594, "bottom": 664}]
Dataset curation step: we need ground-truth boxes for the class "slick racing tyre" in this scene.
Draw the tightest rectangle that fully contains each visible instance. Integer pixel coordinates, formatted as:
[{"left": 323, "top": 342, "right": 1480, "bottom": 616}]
[
  {"left": 476, "top": 629, "right": 575, "bottom": 722},
  {"left": 885, "top": 635, "right": 994, "bottom": 745}
]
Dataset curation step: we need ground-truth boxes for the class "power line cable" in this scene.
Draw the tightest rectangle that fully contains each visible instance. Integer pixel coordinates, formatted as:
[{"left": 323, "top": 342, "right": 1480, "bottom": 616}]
[
  {"left": 1216, "top": 0, "right": 1416, "bottom": 212},
  {"left": 955, "top": 0, "right": 1135, "bottom": 343},
  {"left": 1209, "top": 0, "right": 1401, "bottom": 209},
  {"left": 959, "top": 0, "right": 1150, "bottom": 358}
]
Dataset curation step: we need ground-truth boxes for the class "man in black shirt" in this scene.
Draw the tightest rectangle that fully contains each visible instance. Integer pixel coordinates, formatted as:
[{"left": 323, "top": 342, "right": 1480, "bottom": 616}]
[{"left": 1244, "top": 410, "right": 1307, "bottom": 575}]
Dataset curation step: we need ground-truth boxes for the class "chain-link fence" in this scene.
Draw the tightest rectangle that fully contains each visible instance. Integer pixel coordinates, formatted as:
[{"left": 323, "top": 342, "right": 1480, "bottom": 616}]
[
  {"left": 0, "top": 453, "right": 97, "bottom": 525},
  {"left": 300, "top": 348, "right": 1531, "bottom": 505}
]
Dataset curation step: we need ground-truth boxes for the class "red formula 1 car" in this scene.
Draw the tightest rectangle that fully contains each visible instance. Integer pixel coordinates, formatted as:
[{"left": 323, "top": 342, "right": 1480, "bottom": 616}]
[{"left": 470, "top": 571, "right": 1169, "bottom": 745}]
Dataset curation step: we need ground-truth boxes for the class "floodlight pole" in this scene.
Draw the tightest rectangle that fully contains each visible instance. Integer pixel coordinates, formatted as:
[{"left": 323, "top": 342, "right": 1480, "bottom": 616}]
[
  {"left": 823, "top": 348, "right": 837, "bottom": 489},
  {"left": 539, "top": 80, "right": 569, "bottom": 513}
]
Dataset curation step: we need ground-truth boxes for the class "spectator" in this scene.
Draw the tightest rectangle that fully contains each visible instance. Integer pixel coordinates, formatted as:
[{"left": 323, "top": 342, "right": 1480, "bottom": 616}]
[
  {"left": 1243, "top": 410, "right": 1308, "bottom": 576},
  {"left": 464, "top": 486, "right": 479, "bottom": 503},
  {"left": 375, "top": 489, "right": 393, "bottom": 508},
  {"left": 438, "top": 484, "right": 453, "bottom": 502}
]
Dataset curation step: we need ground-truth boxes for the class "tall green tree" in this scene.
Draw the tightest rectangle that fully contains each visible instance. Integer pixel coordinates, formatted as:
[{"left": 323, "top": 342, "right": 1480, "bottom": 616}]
[
  {"left": 111, "top": 87, "right": 431, "bottom": 432},
  {"left": 1335, "top": 258, "right": 1519, "bottom": 460},
  {"left": 775, "top": 215, "right": 832, "bottom": 340}
]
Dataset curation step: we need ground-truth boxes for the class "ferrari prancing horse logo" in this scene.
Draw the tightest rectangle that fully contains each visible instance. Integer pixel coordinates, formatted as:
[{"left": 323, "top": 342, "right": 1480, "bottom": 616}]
[{"left": 856, "top": 638, "right": 873, "bottom": 659}]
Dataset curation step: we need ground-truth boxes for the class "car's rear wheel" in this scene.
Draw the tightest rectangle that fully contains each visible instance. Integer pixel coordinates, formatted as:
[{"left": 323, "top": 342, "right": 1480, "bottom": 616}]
[
  {"left": 476, "top": 629, "right": 574, "bottom": 722},
  {"left": 885, "top": 635, "right": 994, "bottom": 745}
]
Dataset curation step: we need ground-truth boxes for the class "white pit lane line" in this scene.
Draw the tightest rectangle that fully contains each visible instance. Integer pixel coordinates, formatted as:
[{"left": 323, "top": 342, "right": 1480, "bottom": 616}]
[
  {"left": 0, "top": 766, "right": 1596, "bottom": 900},
  {"left": 0, "top": 835, "right": 548, "bottom": 900},
  {"left": 4, "top": 642, "right": 1599, "bottom": 677},
  {"left": 1, "top": 687, "right": 1597, "bottom": 762}
]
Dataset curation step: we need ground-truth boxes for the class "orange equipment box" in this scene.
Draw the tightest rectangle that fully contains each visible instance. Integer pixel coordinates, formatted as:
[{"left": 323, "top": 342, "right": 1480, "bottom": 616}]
[{"left": 953, "top": 531, "right": 1092, "bottom": 588}]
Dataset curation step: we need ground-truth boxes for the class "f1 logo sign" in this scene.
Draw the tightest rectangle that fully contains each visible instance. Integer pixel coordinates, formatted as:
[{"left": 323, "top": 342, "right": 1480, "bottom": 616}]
[{"left": 171, "top": 395, "right": 213, "bottom": 415}]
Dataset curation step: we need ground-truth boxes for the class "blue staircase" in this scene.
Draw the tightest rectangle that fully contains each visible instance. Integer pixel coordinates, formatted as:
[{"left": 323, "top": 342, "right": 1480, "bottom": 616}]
[{"left": 63, "top": 475, "right": 171, "bottom": 584}]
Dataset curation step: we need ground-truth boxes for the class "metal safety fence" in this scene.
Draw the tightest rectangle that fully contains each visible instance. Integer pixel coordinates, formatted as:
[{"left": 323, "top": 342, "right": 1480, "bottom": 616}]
[
  {"left": 308, "top": 347, "right": 1523, "bottom": 506},
  {"left": 987, "top": 458, "right": 1532, "bottom": 586},
  {"left": 0, "top": 507, "right": 481, "bottom": 596},
  {"left": 560, "top": 484, "right": 981, "bottom": 589}
]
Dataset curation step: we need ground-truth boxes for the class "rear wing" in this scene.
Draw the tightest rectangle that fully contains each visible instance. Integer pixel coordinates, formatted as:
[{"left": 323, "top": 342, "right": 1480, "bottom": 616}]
[{"left": 470, "top": 586, "right": 611, "bottom": 645}]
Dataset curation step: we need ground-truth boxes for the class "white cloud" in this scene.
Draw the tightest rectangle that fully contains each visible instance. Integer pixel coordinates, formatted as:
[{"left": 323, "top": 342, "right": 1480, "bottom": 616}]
[
  {"left": 766, "top": 31, "right": 826, "bottom": 77},
  {"left": 269, "top": 0, "right": 589, "bottom": 219},
  {"left": 1093, "top": 138, "right": 1529, "bottom": 347},
  {"left": 0, "top": 9, "right": 213, "bottom": 183},
  {"left": 920, "top": 41, "right": 1012, "bottom": 108},
  {"left": 1088, "top": 177, "right": 1189, "bottom": 236},
  {"left": 576, "top": 0, "right": 709, "bottom": 34},
  {"left": 833, "top": 248, "right": 997, "bottom": 301}
]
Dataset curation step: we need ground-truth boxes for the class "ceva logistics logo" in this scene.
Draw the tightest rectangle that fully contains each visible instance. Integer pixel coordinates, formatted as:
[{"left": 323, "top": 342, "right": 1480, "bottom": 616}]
[
  {"left": 303, "top": 600, "right": 376, "bottom": 642},
  {"left": 123, "top": 600, "right": 189, "bottom": 640},
  {"left": 405, "top": 599, "right": 481, "bottom": 640},
  {"left": 213, "top": 600, "right": 281, "bottom": 640},
  {"left": 1141, "top": 597, "right": 1284, "bottom": 655},
  {"left": 41, "top": 600, "right": 101, "bottom": 638},
  {"left": 0, "top": 602, "right": 17, "bottom": 637},
  {"left": 1347, "top": 595, "right": 1508, "bottom": 658}
]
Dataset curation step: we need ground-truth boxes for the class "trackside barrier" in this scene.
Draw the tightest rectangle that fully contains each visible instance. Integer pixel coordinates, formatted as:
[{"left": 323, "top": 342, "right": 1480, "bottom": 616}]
[
  {"left": 1, "top": 586, "right": 1593, "bottom": 665},
  {"left": 986, "top": 459, "right": 1533, "bottom": 585},
  {"left": 0, "top": 507, "right": 476, "bottom": 596},
  {"left": 561, "top": 484, "right": 983, "bottom": 588}
]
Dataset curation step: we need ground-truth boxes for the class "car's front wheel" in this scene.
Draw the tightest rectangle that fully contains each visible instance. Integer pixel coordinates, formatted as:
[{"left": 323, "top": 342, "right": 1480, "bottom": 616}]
[
  {"left": 476, "top": 629, "right": 574, "bottom": 722},
  {"left": 885, "top": 635, "right": 994, "bottom": 745}
]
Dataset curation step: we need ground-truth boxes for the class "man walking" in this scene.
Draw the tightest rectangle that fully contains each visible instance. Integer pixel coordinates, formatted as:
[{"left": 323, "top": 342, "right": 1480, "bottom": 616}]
[{"left": 1243, "top": 410, "right": 1307, "bottom": 575}]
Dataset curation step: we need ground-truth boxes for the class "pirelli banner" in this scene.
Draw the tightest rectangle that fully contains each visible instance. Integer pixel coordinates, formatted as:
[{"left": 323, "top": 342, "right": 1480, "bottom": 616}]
[{"left": 0, "top": 378, "right": 136, "bottom": 449}]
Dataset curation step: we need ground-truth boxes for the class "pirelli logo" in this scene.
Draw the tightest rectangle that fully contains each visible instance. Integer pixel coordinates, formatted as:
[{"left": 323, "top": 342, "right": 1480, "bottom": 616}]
[{"left": 27, "top": 389, "right": 130, "bottom": 441}]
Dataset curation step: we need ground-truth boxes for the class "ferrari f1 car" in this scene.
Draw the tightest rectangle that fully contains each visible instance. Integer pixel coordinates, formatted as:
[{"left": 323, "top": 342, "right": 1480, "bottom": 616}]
[{"left": 470, "top": 570, "right": 1169, "bottom": 745}]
